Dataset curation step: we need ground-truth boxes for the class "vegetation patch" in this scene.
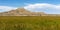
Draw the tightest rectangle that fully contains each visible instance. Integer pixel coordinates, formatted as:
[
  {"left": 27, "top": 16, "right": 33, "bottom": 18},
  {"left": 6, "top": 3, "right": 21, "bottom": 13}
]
[{"left": 0, "top": 16, "right": 60, "bottom": 30}]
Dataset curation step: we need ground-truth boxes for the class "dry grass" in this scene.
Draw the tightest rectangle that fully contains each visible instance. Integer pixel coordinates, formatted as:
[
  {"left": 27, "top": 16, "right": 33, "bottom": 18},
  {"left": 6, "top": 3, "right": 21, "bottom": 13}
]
[{"left": 0, "top": 16, "right": 60, "bottom": 30}]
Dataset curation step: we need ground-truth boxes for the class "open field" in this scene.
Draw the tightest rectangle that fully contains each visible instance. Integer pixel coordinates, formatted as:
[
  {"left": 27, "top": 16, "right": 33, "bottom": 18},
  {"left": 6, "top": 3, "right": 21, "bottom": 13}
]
[{"left": 0, "top": 16, "right": 60, "bottom": 30}]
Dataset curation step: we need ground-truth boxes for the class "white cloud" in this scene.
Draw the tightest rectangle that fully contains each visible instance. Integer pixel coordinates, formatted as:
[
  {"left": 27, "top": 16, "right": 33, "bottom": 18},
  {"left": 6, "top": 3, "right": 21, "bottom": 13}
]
[
  {"left": 0, "top": 6, "right": 17, "bottom": 12},
  {"left": 24, "top": 3, "right": 60, "bottom": 14}
]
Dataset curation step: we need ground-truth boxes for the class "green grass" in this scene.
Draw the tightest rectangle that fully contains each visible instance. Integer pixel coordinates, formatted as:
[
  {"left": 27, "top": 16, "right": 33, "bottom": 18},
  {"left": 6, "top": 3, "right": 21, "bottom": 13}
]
[{"left": 0, "top": 16, "right": 60, "bottom": 30}]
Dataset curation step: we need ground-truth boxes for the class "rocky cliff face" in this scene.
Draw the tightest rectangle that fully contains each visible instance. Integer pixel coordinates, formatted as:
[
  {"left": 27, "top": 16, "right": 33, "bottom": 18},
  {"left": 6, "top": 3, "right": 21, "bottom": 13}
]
[{"left": 0, "top": 8, "right": 46, "bottom": 16}]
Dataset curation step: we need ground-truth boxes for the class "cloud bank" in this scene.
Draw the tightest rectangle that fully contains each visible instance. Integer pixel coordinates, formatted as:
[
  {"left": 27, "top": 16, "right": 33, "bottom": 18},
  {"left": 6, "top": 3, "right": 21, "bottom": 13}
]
[
  {"left": 0, "top": 6, "right": 17, "bottom": 12},
  {"left": 24, "top": 3, "right": 60, "bottom": 14}
]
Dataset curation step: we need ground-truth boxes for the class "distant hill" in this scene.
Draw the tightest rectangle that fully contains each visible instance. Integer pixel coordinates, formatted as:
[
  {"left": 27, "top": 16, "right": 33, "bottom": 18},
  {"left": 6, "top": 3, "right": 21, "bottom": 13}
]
[
  {"left": 0, "top": 8, "right": 46, "bottom": 16},
  {"left": 0, "top": 8, "right": 60, "bottom": 16}
]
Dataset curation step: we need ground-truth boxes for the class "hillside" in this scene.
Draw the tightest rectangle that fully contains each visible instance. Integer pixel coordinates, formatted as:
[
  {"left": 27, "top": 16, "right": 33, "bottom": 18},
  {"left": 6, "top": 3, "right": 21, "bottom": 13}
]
[{"left": 0, "top": 8, "right": 46, "bottom": 16}]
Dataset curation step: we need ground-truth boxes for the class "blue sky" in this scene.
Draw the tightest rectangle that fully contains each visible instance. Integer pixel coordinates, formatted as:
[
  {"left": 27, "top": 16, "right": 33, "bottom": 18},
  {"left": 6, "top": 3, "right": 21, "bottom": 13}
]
[
  {"left": 0, "top": 0, "right": 25, "bottom": 7},
  {"left": 0, "top": 0, "right": 60, "bottom": 14},
  {"left": 0, "top": 0, "right": 60, "bottom": 7}
]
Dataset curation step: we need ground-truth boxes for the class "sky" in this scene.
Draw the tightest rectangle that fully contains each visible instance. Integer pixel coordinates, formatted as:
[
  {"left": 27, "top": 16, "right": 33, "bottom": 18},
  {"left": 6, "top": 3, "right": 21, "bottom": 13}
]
[{"left": 0, "top": 0, "right": 60, "bottom": 14}]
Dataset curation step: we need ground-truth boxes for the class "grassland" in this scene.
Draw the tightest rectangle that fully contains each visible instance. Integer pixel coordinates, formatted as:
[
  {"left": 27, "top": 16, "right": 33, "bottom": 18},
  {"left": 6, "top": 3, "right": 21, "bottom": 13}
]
[{"left": 0, "top": 16, "right": 60, "bottom": 30}]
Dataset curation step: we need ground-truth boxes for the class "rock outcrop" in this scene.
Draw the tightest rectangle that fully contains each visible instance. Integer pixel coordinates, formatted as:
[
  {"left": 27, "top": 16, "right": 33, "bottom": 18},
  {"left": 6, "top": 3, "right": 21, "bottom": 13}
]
[{"left": 0, "top": 8, "right": 46, "bottom": 16}]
